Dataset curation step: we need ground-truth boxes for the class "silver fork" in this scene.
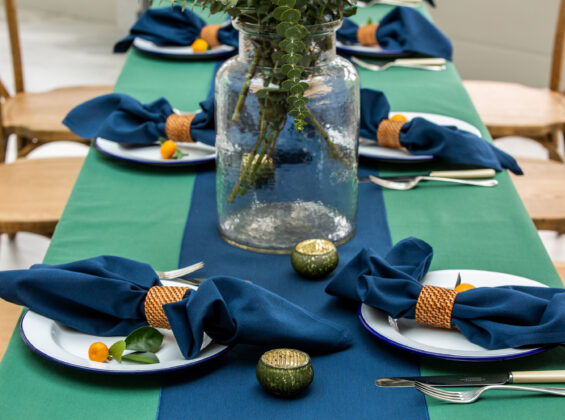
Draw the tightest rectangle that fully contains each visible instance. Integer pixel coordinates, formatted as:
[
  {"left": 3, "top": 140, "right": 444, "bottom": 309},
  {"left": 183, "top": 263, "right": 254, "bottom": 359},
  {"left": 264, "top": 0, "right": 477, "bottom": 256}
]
[
  {"left": 351, "top": 57, "right": 446, "bottom": 72},
  {"left": 154, "top": 261, "right": 204, "bottom": 280},
  {"left": 414, "top": 382, "right": 565, "bottom": 404},
  {"left": 368, "top": 174, "right": 498, "bottom": 190}
]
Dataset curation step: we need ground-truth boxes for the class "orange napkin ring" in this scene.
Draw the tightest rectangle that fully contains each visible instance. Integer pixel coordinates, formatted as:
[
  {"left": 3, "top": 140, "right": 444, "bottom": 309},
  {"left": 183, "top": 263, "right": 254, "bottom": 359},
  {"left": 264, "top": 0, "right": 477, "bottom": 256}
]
[
  {"left": 165, "top": 113, "right": 196, "bottom": 143},
  {"left": 357, "top": 24, "right": 379, "bottom": 47},
  {"left": 200, "top": 24, "right": 222, "bottom": 48},
  {"left": 144, "top": 286, "right": 189, "bottom": 329},
  {"left": 376, "top": 119, "right": 405, "bottom": 148},
  {"left": 415, "top": 285, "right": 459, "bottom": 329}
]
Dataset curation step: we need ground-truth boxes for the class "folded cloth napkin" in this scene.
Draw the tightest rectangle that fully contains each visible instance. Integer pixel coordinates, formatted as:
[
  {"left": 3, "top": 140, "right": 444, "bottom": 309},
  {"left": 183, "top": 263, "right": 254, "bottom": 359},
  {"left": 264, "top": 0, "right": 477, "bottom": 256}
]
[
  {"left": 337, "top": 6, "right": 452, "bottom": 60},
  {"left": 114, "top": 6, "right": 238, "bottom": 53},
  {"left": 0, "top": 256, "right": 351, "bottom": 358},
  {"left": 360, "top": 88, "right": 523, "bottom": 174},
  {"left": 62, "top": 61, "right": 220, "bottom": 146},
  {"left": 326, "top": 237, "right": 565, "bottom": 350}
]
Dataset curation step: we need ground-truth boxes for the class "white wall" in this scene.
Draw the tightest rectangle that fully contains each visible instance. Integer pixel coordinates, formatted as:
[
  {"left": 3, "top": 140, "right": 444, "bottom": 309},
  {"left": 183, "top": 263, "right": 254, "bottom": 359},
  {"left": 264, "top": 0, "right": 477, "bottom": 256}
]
[{"left": 430, "top": 0, "right": 560, "bottom": 88}]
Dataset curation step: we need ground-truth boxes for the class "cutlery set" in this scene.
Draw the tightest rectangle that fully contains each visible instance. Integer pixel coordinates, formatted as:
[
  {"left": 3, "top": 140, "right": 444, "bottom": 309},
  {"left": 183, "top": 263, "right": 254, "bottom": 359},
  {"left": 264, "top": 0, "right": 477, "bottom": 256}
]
[
  {"left": 376, "top": 370, "right": 565, "bottom": 403},
  {"left": 351, "top": 57, "right": 447, "bottom": 72},
  {"left": 360, "top": 168, "right": 498, "bottom": 190}
]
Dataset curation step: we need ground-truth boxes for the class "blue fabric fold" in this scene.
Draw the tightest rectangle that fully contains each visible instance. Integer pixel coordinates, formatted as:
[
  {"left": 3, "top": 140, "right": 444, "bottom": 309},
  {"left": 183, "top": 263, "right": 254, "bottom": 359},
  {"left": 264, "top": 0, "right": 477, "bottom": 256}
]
[
  {"left": 326, "top": 237, "right": 565, "bottom": 349},
  {"left": 62, "top": 62, "right": 221, "bottom": 146},
  {"left": 114, "top": 6, "right": 238, "bottom": 53},
  {"left": 360, "top": 88, "right": 523, "bottom": 174},
  {"left": 164, "top": 277, "right": 352, "bottom": 359},
  {"left": 0, "top": 256, "right": 351, "bottom": 358},
  {"left": 337, "top": 6, "right": 452, "bottom": 60},
  {"left": 0, "top": 256, "right": 161, "bottom": 336}
]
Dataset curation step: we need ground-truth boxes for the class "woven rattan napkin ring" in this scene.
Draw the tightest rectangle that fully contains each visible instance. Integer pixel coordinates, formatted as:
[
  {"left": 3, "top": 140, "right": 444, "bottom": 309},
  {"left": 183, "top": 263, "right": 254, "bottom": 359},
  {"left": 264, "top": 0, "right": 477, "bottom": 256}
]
[
  {"left": 415, "top": 285, "right": 459, "bottom": 329},
  {"left": 144, "top": 286, "right": 189, "bottom": 329}
]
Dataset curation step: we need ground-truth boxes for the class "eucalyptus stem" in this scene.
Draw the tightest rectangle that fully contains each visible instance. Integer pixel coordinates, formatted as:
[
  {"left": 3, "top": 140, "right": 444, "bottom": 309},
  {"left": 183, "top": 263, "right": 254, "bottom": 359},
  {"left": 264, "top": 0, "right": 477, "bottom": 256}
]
[
  {"left": 227, "top": 114, "right": 268, "bottom": 203},
  {"left": 304, "top": 107, "right": 350, "bottom": 168},
  {"left": 231, "top": 51, "right": 260, "bottom": 122}
]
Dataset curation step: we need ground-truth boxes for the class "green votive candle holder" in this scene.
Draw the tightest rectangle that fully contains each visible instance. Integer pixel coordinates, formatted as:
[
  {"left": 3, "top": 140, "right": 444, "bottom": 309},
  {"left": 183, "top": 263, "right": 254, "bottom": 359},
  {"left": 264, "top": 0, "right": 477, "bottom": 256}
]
[
  {"left": 256, "top": 348, "right": 314, "bottom": 397},
  {"left": 291, "top": 239, "right": 339, "bottom": 279}
]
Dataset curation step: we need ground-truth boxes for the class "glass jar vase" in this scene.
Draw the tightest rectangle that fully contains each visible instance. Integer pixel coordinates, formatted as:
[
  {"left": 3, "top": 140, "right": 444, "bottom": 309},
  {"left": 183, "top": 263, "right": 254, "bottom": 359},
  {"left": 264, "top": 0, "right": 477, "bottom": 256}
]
[{"left": 215, "top": 20, "right": 359, "bottom": 253}]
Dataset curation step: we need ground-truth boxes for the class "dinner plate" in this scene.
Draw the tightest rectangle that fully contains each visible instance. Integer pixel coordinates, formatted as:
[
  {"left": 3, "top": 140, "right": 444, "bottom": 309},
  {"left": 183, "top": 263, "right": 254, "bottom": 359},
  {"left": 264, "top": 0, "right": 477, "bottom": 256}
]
[
  {"left": 359, "top": 269, "right": 549, "bottom": 362},
  {"left": 337, "top": 41, "right": 406, "bottom": 58},
  {"left": 359, "top": 112, "right": 482, "bottom": 162},
  {"left": 20, "top": 281, "right": 230, "bottom": 374},
  {"left": 95, "top": 138, "right": 216, "bottom": 166},
  {"left": 357, "top": 0, "right": 422, "bottom": 7},
  {"left": 133, "top": 37, "right": 235, "bottom": 59}
]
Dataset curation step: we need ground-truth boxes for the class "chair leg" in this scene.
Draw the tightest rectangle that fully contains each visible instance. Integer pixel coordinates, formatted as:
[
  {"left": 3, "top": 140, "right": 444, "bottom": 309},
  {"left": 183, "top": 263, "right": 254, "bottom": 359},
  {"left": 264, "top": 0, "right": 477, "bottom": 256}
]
[
  {"left": 0, "top": 136, "right": 5, "bottom": 163},
  {"left": 545, "top": 132, "right": 564, "bottom": 162}
]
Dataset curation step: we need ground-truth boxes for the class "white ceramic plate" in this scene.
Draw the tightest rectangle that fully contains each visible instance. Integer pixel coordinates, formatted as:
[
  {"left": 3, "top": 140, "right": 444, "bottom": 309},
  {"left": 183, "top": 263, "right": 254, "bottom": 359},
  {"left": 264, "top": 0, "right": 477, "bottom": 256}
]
[
  {"left": 359, "top": 269, "right": 549, "bottom": 361},
  {"left": 20, "top": 281, "right": 229, "bottom": 374},
  {"left": 359, "top": 112, "right": 482, "bottom": 162},
  {"left": 133, "top": 37, "right": 235, "bottom": 59},
  {"left": 337, "top": 41, "right": 406, "bottom": 58},
  {"left": 95, "top": 138, "right": 216, "bottom": 166},
  {"left": 357, "top": 0, "right": 422, "bottom": 7}
]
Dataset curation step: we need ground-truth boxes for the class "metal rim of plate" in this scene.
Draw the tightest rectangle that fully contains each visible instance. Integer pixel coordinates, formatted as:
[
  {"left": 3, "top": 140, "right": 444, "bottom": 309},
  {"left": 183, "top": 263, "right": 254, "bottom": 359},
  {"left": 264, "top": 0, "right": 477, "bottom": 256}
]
[
  {"left": 94, "top": 138, "right": 216, "bottom": 167},
  {"left": 132, "top": 37, "right": 236, "bottom": 60},
  {"left": 357, "top": 269, "right": 551, "bottom": 362},
  {"left": 358, "top": 111, "right": 482, "bottom": 162}
]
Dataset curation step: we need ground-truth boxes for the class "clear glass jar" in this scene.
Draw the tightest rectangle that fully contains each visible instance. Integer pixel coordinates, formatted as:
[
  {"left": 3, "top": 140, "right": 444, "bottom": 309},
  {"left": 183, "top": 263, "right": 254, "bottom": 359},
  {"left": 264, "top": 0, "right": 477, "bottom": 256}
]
[{"left": 215, "top": 20, "right": 359, "bottom": 253}]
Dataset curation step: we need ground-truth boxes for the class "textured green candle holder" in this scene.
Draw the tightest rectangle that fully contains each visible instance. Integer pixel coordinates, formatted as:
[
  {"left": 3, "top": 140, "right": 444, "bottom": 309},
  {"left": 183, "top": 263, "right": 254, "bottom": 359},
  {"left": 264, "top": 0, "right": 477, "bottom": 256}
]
[
  {"left": 256, "top": 348, "right": 314, "bottom": 397},
  {"left": 291, "top": 239, "right": 339, "bottom": 279}
]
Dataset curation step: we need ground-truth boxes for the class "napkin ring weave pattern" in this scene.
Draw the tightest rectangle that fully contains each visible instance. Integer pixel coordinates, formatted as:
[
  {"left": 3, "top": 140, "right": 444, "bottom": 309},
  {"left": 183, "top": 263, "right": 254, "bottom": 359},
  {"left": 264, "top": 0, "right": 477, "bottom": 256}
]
[
  {"left": 200, "top": 24, "right": 221, "bottom": 47},
  {"left": 415, "top": 286, "right": 458, "bottom": 329},
  {"left": 165, "top": 113, "right": 196, "bottom": 143},
  {"left": 357, "top": 24, "right": 379, "bottom": 46},
  {"left": 145, "top": 286, "right": 189, "bottom": 329},
  {"left": 377, "top": 120, "right": 405, "bottom": 148}
]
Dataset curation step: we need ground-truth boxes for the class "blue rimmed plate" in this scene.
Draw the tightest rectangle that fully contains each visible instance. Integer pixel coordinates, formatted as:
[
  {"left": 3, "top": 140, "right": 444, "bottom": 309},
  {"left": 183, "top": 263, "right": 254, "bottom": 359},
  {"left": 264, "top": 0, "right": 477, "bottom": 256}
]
[
  {"left": 337, "top": 41, "right": 407, "bottom": 58},
  {"left": 359, "top": 269, "right": 549, "bottom": 362},
  {"left": 95, "top": 138, "right": 216, "bottom": 167},
  {"left": 358, "top": 112, "right": 482, "bottom": 162},
  {"left": 20, "top": 281, "right": 229, "bottom": 374},
  {"left": 133, "top": 37, "right": 235, "bottom": 60}
]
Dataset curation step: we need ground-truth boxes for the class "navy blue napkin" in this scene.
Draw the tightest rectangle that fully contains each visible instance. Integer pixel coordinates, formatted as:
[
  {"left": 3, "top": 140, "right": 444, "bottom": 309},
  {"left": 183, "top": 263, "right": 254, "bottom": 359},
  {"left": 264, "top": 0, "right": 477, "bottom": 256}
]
[
  {"left": 114, "top": 6, "right": 238, "bottom": 53},
  {"left": 326, "top": 237, "right": 565, "bottom": 350},
  {"left": 62, "top": 61, "right": 219, "bottom": 146},
  {"left": 360, "top": 88, "right": 523, "bottom": 174},
  {"left": 337, "top": 7, "right": 452, "bottom": 60},
  {"left": 0, "top": 256, "right": 351, "bottom": 358},
  {"left": 165, "top": 276, "right": 353, "bottom": 358}
]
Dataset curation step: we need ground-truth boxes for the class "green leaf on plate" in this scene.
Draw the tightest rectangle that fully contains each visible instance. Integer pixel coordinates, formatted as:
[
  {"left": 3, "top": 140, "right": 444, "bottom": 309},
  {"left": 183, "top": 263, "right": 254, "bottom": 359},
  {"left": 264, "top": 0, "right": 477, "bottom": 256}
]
[
  {"left": 124, "top": 326, "right": 164, "bottom": 353},
  {"left": 122, "top": 351, "right": 160, "bottom": 364},
  {"left": 109, "top": 340, "right": 126, "bottom": 363}
]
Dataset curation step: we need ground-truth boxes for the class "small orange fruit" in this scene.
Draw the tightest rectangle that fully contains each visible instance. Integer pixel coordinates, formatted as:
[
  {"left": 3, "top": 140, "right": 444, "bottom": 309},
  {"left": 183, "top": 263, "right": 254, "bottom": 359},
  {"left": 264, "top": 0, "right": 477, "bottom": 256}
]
[
  {"left": 191, "top": 38, "right": 209, "bottom": 53},
  {"left": 160, "top": 139, "right": 177, "bottom": 159},
  {"left": 88, "top": 342, "right": 109, "bottom": 363},
  {"left": 455, "top": 283, "right": 475, "bottom": 292},
  {"left": 390, "top": 114, "right": 408, "bottom": 123}
]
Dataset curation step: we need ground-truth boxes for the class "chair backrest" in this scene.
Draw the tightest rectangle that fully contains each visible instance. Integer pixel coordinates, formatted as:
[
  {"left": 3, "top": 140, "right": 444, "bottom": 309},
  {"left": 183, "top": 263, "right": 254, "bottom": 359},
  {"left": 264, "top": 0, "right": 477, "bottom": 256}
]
[
  {"left": 3, "top": 0, "right": 24, "bottom": 94},
  {"left": 550, "top": 0, "right": 565, "bottom": 91}
]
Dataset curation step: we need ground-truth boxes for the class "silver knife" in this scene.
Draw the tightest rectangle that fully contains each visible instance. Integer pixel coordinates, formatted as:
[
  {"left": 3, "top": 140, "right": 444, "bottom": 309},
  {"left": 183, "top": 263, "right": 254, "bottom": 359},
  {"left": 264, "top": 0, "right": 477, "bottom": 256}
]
[
  {"left": 359, "top": 168, "right": 495, "bottom": 183},
  {"left": 376, "top": 370, "right": 565, "bottom": 387}
]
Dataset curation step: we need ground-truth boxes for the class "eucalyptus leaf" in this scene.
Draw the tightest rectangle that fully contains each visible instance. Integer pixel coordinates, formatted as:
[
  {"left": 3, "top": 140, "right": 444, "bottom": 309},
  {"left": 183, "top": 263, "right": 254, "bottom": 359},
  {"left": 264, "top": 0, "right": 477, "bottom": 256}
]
[
  {"left": 124, "top": 326, "right": 164, "bottom": 353},
  {"left": 273, "top": 5, "right": 290, "bottom": 20},
  {"left": 109, "top": 340, "right": 126, "bottom": 363},
  {"left": 122, "top": 352, "right": 160, "bottom": 364},
  {"left": 281, "top": 9, "right": 300, "bottom": 23}
]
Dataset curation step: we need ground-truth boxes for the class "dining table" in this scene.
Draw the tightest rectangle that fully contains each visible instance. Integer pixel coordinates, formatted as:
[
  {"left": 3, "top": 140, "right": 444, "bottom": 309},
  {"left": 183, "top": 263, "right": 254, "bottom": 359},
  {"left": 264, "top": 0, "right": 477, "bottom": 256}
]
[{"left": 1, "top": 3, "right": 564, "bottom": 419}]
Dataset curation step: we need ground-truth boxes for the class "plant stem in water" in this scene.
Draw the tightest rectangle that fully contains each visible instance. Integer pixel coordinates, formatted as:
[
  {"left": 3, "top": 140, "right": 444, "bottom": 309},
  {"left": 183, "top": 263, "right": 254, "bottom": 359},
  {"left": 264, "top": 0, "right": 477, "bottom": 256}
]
[{"left": 231, "top": 52, "right": 260, "bottom": 122}]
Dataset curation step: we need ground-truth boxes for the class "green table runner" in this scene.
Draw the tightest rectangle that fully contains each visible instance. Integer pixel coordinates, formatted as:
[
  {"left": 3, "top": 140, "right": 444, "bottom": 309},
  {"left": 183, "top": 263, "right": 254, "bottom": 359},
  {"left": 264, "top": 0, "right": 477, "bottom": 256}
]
[{"left": 1, "top": 4, "right": 563, "bottom": 419}]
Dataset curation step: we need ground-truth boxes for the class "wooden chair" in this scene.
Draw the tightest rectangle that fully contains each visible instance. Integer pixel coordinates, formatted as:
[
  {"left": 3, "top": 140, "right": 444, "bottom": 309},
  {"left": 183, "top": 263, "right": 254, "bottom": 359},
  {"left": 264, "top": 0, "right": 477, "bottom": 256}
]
[
  {"left": 1, "top": 0, "right": 112, "bottom": 162},
  {"left": 0, "top": 157, "right": 84, "bottom": 236},
  {"left": 509, "top": 158, "right": 565, "bottom": 234},
  {"left": 463, "top": 0, "right": 565, "bottom": 162},
  {"left": 0, "top": 299, "right": 21, "bottom": 361}
]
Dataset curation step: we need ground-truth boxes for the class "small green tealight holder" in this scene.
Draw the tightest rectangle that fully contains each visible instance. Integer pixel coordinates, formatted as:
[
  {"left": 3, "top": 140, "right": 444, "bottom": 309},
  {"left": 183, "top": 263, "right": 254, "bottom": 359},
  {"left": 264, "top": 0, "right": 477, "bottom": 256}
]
[
  {"left": 256, "top": 348, "right": 314, "bottom": 397},
  {"left": 291, "top": 239, "right": 339, "bottom": 279}
]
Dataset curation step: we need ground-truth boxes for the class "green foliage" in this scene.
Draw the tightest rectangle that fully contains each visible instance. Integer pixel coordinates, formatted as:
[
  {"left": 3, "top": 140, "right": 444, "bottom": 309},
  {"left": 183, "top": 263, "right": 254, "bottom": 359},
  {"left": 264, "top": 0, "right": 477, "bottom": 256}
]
[{"left": 166, "top": 0, "right": 357, "bottom": 130}]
